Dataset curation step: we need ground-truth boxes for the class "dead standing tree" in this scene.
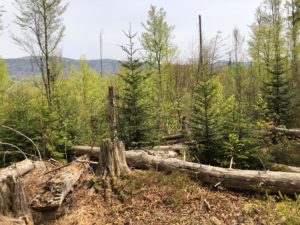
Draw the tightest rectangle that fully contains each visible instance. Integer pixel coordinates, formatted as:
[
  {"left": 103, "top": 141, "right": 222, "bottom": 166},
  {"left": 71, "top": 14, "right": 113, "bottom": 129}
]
[{"left": 96, "top": 86, "right": 131, "bottom": 204}]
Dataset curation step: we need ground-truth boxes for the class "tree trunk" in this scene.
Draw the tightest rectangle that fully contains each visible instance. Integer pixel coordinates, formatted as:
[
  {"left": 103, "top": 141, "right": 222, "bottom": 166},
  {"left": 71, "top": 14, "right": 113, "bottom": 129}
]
[
  {"left": 269, "top": 163, "right": 300, "bottom": 173},
  {"left": 0, "top": 159, "right": 35, "bottom": 182},
  {"left": 70, "top": 144, "right": 186, "bottom": 160},
  {"left": 0, "top": 176, "right": 33, "bottom": 225},
  {"left": 30, "top": 160, "right": 84, "bottom": 211},
  {"left": 272, "top": 127, "right": 300, "bottom": 139},
  {"left": 71, "top": 146, "right": 300, "bottom": 195},
  {"left": 97, "top": 140, "right": 130, "bottom": 178}
]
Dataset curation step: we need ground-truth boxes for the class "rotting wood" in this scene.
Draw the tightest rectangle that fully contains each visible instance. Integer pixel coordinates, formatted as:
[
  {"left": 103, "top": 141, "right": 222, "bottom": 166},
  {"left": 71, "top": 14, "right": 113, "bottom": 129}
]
[
  {"left": 97, "top": 140, "right": 131, "bottom": 178},
  {"left": 31, "top": 158, "right": 86, "bottom": 211},
  {"left": 0, "top": 159, "right": 35, "bottom": 183},
  {"left": 0, "top": 176, "right": 33, "bottom": 225},
  {"left": 71, "top": 146, "right": 300, "bottom": 195}
]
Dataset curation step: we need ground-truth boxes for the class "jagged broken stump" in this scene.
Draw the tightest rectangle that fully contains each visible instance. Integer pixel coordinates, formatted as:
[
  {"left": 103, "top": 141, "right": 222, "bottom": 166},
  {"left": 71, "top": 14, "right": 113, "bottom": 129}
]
[{"left": 97, "top": 140, "right": 130, "bottom": 178}]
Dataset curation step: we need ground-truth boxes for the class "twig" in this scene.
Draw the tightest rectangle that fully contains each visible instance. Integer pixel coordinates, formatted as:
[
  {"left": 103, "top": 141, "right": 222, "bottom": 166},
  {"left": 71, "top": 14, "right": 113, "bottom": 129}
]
[
  {"left": 1, "top": 124, "right": 42, "bottom": 160},
  {"left": 258, "top": 156, "right": 267, "bottom": 173},
  {"left": 214, "top": 182, "right": 221, "bottom": 188},
  {"left": 203, "top": 199, "right": 211, "bottom": 211},
  {"left": 41, "top": 163, "right": 71, "bottom": 176}
]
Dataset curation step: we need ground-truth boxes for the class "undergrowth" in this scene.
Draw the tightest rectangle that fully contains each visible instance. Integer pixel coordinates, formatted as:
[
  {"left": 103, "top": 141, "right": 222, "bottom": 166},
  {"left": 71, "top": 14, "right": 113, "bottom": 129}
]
[{"left": 244, "top": 193, "right": 300, "bottom": 225}]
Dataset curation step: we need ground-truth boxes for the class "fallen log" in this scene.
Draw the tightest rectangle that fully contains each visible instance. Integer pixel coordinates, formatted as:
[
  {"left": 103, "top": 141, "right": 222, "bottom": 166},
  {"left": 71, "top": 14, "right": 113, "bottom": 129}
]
[
  {"left": 163, "top": 134, "right": 185, "bottom": 141},
  {"left": 70, "top": 144, "right": 186, "bottom": 160},
  {"left": 0, "top": 159, "right": 35, "bottom": 182},
  {"left": 31, "top": 159, "right": 85, "bottom": 211},
  {"left": 269, "top": 163, "right": 300, "bottom": 173},
  {"left": 70, "top": 146, "right": 100, "bottom": 159},
  {"left": 272, "top": 127, "right": 300, "bottom": 139},
  {"left": 126, "top": 151, "right": 300, "bottom": 194},
  {"left": 71, "top": 146, "right": 300, "bottom": 195}
]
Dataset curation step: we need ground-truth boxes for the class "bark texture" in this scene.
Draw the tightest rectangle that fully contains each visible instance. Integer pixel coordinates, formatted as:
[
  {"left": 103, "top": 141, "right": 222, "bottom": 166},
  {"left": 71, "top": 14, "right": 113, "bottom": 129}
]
[
  {"left": 31, "top": 160, "right": 84, "bottom": 211},
  {"left": 0, "top": 160, "right": 35, "bottom": 183},
  {"left": 97, "top": 140, "right": 130, "bottom": 178},
  {"left": 0, "top": 176, "right": 33, "bottom": 225}
]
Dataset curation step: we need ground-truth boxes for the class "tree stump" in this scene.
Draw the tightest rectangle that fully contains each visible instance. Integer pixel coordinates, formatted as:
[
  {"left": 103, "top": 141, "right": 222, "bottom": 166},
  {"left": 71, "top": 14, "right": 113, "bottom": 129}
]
[
  {"left": 0, "top": 176, "right": 33, "bottom": 225},
  {"left": 97, "top": 139, "right": 131, "bottom": 178}
]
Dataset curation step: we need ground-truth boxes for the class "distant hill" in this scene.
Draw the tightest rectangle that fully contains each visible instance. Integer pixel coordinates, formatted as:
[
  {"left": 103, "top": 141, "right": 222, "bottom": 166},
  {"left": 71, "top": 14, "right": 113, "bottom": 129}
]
[{"left": 4, "top": 57, "right": 120, "bottom": 77}]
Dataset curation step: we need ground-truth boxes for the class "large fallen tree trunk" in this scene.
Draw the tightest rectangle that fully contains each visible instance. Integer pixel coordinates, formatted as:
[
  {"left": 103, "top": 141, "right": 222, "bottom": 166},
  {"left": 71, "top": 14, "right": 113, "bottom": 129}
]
[
  {"left": 31, "top": 159, "right": 85, "bottom": 211},
  {"left": 272, "top": 127, "right": 300, "bottom": 139},
  {"left": 269, "top": 163, "right": 300, "bottom": 173},
  {"left": 70, "top": 144, "right": 186, "bottom": 160},
  {"left": 0, "top": 159, "right": 35, "bottom": 182},
  {"left": 163, "top": 134, "right": 185, "bottom": 144},
  {"left": 71, "top": 146, "right": 300, "bottom": 195}
]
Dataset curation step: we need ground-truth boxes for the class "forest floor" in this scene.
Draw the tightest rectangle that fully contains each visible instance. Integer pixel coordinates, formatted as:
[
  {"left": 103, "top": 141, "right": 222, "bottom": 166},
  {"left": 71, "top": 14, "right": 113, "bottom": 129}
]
[{"left": 20, "top": 160, "right": 300, "bottom": 225}]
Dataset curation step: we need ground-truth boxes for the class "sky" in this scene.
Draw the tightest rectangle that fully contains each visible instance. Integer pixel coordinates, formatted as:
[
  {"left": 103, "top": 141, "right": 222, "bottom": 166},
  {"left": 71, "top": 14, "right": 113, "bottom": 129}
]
[{"left": 0, "top": 0, "right": 263, "bottom": 60}]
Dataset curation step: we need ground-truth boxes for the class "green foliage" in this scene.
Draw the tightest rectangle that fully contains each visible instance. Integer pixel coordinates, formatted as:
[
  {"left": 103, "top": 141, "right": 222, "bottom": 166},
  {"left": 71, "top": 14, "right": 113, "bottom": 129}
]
[
  {"left": 262, "top": 54, "right": 294, "bottom": 126},
  {"left": 222, "top": 96, "right": 262, "bottom": 168},
  {"left": 191, "top": 77, "right": 224, "bottom": 165},
  {"left": 141, "top": 5, "right": 176, "bottom": 72},
  {"left": 117, "top": 28, "right": 154, "bottom": 148},
  {"left": 0, "top": 60, "right": 111, "bottom": 164}
]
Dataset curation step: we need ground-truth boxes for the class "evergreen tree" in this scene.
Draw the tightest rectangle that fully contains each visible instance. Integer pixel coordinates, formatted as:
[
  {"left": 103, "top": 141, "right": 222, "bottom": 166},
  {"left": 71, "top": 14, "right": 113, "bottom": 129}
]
[
  {"left": 118, "top": 27, "right": 153, "bottom": 149},
  {"left": 263, "top": 53, "right": 294, "bottom": 126},
  {"left": 191, "top": 70, "right": 224, "bottom": 165}
]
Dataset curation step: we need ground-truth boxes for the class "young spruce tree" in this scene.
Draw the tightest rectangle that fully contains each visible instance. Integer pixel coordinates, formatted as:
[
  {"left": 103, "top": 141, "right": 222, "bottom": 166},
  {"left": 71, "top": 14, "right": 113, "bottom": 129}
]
[
  {"left": 191, "top": 62, "right": 224, "bottom": 165},
  {"left": 118, "top": 27, "right": 152, "bottom": 149},
  {"left": 262, "top": 53, "right": 294, "bottom": 126}
]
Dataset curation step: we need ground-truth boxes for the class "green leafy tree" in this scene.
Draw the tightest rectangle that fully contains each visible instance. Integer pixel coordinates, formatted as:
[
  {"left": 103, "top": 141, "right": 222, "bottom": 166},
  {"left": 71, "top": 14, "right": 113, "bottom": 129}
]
[
  {"left": 118, "top": 27, "right": 153, "bottom": 148},
  {"left": 14, "top": 0, "right": 68, "bottom": 106},
  {"left": 141, "top": 5, "right": 176, "bottom": 134},
  {"left": 141, "top": 5, "right": 176, "bottom": 75}
]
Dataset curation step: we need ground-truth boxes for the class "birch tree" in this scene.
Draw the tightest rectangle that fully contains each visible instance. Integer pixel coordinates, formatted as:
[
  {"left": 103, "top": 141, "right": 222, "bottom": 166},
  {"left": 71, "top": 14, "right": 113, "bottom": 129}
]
[{"left": 14, "top": 0, "right": 68, "bottom": 106}]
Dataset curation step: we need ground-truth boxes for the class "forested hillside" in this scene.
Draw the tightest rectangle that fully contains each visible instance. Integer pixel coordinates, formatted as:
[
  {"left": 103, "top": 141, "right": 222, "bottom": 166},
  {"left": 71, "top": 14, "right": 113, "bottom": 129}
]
[
  {"left": 4, "top": 57, "right": 120, "bottom": 77},
  {"left": 1, "top": 0, "right": 300, "bottom": 224}
]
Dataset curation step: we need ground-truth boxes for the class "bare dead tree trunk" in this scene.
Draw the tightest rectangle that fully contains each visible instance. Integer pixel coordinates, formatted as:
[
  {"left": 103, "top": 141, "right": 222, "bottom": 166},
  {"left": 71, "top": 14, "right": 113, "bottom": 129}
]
[
  {"left": 108, "top": 86, "right": 117, "bottom": 141},
  {"left": 96, "top": 87, "right": 131, "bottom": 204}
]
